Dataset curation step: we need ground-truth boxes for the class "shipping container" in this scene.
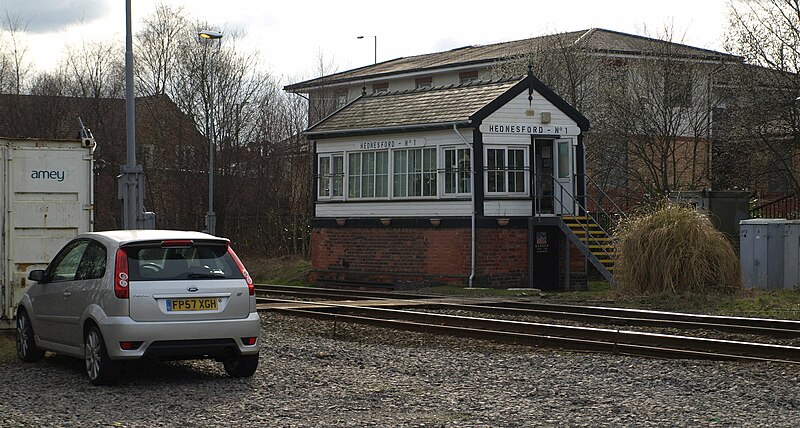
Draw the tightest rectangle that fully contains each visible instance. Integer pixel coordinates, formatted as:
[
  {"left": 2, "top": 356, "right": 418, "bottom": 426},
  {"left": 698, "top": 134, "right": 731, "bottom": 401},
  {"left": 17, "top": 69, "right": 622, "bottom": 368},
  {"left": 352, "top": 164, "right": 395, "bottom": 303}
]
[{"left": 1, "top": 137, "right": 94, "bottom": 328}]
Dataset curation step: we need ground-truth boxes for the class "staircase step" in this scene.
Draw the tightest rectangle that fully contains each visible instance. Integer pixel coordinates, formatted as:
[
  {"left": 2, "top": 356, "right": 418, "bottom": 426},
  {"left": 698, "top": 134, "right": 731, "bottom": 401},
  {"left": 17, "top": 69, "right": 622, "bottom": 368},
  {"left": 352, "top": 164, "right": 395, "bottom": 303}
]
[
  {"left": 562, "top": 216, "right": 590, "bottom": 221},
  {"left": 571, "top": 230, "right": 606, "bottom": 236},
  {"left": 566, "top": 222, "right": 602, "bottom": 229}
]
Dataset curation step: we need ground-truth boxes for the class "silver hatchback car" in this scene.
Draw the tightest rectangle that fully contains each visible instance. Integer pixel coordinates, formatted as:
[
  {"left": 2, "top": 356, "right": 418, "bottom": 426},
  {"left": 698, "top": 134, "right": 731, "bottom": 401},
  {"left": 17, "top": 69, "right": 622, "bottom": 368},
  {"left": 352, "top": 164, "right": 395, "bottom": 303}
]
[{"left": 15, "top": 230, "right": 261, "bottom": 385}]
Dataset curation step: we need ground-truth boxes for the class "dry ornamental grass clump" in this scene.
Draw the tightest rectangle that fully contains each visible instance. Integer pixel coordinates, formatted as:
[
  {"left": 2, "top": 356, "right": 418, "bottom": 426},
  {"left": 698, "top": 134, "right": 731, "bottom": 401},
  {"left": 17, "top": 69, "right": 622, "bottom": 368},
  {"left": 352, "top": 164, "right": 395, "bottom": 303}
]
[{"left": 613, "top": 203, "right": 741, "bottom": 296}]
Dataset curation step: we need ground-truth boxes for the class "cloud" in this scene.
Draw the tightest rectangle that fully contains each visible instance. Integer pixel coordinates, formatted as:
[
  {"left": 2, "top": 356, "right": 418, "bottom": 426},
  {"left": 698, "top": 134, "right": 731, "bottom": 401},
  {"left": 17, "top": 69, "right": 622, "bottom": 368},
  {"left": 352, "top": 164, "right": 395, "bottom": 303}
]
[{"left": 1, "top": 0, "right": 110, "bottom": 33}]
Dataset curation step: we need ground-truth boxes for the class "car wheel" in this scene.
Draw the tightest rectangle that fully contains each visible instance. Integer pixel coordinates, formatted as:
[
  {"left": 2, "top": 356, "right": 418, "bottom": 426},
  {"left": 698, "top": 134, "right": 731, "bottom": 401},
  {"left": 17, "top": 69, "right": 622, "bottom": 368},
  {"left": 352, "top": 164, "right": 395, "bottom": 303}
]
[
  {"left": 16, "top": 310, "right": 44, "bottom": 362},
  {"left": 85, "top": 325, "right": 117, "bottom": 385},
  {"left": 223, "top": 354, "right": 259, "bottom": 378}
]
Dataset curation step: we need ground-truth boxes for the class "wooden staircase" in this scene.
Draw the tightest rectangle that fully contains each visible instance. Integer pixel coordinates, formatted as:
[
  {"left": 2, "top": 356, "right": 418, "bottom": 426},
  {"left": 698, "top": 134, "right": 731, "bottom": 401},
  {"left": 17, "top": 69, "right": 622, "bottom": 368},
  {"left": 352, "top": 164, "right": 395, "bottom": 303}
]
[{"left": 561, "top": 215, "right": 615, "bottom": 283}]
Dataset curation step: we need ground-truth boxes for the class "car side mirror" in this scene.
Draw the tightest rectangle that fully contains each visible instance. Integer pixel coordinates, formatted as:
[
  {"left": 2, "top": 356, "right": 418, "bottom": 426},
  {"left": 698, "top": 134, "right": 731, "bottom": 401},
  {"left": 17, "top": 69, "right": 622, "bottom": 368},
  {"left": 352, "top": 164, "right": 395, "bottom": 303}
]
[{"left": 28, "top": 270, "right": 47, "bottom": 283}]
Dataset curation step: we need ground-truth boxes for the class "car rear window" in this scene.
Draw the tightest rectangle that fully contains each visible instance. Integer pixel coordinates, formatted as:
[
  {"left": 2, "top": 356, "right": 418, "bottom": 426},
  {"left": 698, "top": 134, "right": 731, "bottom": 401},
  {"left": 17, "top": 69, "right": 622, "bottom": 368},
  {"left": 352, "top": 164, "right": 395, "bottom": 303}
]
[{"left": 127, "top": 245, "right": 244, "bottom": 281}]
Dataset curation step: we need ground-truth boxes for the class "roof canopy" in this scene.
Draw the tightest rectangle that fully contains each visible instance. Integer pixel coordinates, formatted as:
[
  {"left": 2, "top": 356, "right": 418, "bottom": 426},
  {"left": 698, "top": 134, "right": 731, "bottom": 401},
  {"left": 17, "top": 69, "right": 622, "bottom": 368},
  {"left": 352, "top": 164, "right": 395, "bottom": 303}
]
[{"left": 305, "top": 74, "right": 589, "bottom": 139}]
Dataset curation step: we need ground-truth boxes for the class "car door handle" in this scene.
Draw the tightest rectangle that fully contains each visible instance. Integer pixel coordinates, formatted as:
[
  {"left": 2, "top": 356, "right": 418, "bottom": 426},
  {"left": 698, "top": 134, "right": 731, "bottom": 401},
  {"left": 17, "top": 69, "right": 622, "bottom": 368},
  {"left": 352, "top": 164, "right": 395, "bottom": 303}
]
[{"left": 62, "top": 291, "right": 71, "bottom": 297}]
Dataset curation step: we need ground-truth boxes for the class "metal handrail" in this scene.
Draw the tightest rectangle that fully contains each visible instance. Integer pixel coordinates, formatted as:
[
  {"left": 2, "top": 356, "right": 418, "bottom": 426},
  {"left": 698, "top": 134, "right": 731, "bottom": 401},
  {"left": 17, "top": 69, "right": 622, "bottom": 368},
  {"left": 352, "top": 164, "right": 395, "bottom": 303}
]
[
  {"left": 577, "top": 173, "right": 630, "bottom": 221},
  {"left": 532, "top": 173, "right": 620, "bottom": 267}
]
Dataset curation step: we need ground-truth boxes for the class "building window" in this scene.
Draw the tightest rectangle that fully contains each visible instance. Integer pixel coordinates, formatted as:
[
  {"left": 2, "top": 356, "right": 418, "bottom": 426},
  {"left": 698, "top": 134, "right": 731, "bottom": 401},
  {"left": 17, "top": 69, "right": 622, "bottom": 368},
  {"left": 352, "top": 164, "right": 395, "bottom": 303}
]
[
  {"left": 372, "top": 82, "right": 389, "bottom": 93},
  {"left": 459, "top": 71, "right": 479, "bottom": 84},
  {"left": 557, "top": 141, "right": 570, "bottom": 179},
  {"left": 318, "top": 153, "right": 344, "bottom": 199},
  {"left": 335, "top": 91, "right": 348, "bottom": 109},
  {"left": 444, "top": 147, "right": 471, "bottom": 195},
  {"left": 393, "top": 148, "right": 437, "bottom": 197},
  {"left": 415, "top": 77, "right": 432, "bottom": 89},
  {"left": 348, "top": 151, "right": 389, "bottom": 198},
  {"left": 486, "top": 147, "right": 527, "bottom": 194},
  {"left": 664, "top": 63, "right": 692, "bottom": 108}
]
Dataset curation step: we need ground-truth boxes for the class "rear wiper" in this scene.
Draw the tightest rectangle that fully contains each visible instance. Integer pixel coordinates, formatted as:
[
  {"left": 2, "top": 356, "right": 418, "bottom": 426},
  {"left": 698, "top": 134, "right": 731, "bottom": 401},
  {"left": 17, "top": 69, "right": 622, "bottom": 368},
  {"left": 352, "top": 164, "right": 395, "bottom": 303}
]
[{"left": 187, "top": 273, "right": 227, "bottom": 279}]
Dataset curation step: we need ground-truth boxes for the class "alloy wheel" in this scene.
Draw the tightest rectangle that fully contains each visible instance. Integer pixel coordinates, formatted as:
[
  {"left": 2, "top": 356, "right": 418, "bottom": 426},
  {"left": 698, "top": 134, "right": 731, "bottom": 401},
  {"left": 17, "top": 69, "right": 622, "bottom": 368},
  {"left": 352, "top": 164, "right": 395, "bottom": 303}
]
[
  {"left": 16, "top": 315, "right": 29, "bottom": 358},
  {"left": 85, "top": 330, "right": 101, "bottom": 381}
]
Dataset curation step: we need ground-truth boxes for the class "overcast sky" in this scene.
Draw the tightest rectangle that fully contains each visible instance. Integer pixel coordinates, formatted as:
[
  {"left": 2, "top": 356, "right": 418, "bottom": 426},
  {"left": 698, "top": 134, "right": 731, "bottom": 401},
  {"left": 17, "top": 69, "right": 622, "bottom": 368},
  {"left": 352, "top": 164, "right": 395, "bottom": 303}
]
[{"left": 6, "top": 0, "right": 732, "bottom": 85}]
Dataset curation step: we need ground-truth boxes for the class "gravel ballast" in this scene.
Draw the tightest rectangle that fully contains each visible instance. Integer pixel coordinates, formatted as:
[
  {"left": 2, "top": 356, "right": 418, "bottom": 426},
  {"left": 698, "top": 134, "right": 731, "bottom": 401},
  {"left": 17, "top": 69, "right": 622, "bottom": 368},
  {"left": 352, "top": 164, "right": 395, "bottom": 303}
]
[{"left": 0, "top": 313, "right": 798, "bottom": 427}]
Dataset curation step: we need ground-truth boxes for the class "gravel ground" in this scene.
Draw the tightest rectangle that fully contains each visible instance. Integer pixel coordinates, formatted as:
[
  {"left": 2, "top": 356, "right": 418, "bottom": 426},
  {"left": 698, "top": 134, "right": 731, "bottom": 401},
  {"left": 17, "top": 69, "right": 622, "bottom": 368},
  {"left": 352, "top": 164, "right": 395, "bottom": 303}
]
[{"left": 0, "top": 313, "right": 799, "bottom": 427}]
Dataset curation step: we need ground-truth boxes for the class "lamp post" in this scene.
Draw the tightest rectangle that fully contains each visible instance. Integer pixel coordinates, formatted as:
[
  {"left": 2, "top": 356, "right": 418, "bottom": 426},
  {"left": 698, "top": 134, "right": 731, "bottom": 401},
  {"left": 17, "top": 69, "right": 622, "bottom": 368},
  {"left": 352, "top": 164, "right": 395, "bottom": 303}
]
[
  {"left": 120, "top": 0, "right": 147, "bottom": 229},
  {"left": 198, "top": 29, "right": 222, "bottom": 235},
  {"left": 357, "top": 35, "right": 376, "bottom": 64}
]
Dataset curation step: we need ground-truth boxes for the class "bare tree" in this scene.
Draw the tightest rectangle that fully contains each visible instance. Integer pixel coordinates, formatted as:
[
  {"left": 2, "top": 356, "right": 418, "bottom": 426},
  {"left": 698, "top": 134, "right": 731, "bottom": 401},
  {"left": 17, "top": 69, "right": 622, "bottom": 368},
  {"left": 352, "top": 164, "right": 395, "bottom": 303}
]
[
  {"left": 492, "top": 28, "right": 720, "bottom": 207},
  {"left": 135, "top": 3, "right": 188, "bottom": 96},
  {"left": 0, "top": 10, "right": 31, "bottom": 94},
  {"left": 130, "top": 5, "right": 312, "bottom": 255},
  {"left": 723, "top": 0, "right": 800, "bottom": 196},
  {"left": 61, "top": 40, "right": 125, "bottom": 98}
]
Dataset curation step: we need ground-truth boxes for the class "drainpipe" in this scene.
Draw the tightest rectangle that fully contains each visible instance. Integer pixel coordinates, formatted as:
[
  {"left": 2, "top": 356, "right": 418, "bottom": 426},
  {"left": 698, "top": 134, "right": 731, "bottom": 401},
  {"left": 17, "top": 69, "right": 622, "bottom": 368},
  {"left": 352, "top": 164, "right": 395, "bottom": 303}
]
[{"left": 453, "top": 125, "right": 476, "bottom": 288}]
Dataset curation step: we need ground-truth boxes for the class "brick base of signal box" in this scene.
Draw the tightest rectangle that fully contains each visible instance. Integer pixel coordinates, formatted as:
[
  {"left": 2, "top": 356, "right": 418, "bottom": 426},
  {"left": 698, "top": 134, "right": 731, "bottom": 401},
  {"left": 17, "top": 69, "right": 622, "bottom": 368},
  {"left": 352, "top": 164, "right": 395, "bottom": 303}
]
[{"left": 309, "top": 218, "right": 587, "bottom": 290}]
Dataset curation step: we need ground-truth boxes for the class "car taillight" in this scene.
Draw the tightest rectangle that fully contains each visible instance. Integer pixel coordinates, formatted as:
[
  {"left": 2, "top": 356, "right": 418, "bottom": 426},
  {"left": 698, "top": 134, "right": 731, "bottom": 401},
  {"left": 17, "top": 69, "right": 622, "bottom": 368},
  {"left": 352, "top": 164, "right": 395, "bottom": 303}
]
[
  {"left": 114, "top": 248, "right": 129, "bottom": 299},
  {"left": 228, "top": 246, "right": 254, "bottom": 296}
]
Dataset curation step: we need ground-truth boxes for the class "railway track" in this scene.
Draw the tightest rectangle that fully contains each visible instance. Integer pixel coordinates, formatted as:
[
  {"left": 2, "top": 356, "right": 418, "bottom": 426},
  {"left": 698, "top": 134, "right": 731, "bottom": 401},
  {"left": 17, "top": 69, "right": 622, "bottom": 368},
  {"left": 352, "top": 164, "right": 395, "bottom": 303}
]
[{"left": 254, "top": 284, "right": 800, "bottom": 363}]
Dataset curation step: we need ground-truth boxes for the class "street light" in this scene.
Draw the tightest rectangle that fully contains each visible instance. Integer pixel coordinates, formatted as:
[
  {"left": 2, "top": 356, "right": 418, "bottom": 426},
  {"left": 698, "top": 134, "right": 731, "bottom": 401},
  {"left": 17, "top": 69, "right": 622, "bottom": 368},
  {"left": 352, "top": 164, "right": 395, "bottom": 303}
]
[
  {"left": 357, "top": 35, "right": 376, "bottom": 64},
  {"left": 198, "top": 29, "right": 223, "bottom": 235}
]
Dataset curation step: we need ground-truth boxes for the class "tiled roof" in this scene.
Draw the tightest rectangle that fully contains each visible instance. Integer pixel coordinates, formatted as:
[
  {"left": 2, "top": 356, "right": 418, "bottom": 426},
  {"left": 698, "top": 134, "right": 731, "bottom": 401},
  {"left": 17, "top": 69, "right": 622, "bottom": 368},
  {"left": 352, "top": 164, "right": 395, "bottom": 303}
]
[
  {"left": 286, "top": 28, "right": 739, "bottom": 92},
  {"left": 305, "top": 78, "right": 521, "bottom": 136}
]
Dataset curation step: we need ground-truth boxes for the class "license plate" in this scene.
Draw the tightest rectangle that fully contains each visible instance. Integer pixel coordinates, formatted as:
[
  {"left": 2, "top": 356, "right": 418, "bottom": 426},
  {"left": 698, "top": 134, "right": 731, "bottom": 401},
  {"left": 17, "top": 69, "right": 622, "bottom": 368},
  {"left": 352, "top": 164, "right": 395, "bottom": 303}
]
[{"left": 166, "top": 298, "right": 218, "bottom": 311}]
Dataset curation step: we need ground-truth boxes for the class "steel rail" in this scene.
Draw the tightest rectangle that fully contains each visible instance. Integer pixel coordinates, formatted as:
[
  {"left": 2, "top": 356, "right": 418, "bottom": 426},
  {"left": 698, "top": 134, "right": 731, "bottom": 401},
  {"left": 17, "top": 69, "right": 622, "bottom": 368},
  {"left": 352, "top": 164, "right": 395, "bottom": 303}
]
[
  {"left": 485, "top": 301, "right": 800, "bottom": 332},
  {"left": 455, "top": 303, "right": 800, "bottom": 338},
  {"left": 254, "top": 284, "right": 800, "bottom": 338},
  {"left": 254, "top": 283, "right": 432, "bottom": 300},
  {"left": 260, "top": 299, "right": 800, "bottom": 363}
]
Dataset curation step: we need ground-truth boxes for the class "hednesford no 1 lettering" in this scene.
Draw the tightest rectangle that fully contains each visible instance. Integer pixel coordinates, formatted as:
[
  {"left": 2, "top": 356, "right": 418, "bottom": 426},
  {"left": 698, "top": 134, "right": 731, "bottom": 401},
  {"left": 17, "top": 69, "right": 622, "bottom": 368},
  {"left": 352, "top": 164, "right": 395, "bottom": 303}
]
[
  {"left": 359, "top": 140, "right": 396, "bottom": 150},
  {"left": 487, "top": 124, "right": 544, "bottom": 134}
]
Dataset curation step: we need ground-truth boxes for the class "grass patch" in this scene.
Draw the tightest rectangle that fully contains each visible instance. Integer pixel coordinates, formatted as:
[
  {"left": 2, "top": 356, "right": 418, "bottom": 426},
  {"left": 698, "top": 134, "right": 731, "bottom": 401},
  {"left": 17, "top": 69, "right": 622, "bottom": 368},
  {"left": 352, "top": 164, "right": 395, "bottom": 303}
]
[
  {"left": 554, "top": 281, "right": 615, "bottom": 301},
  {"left": 717, "top": 288, "right": 800, "bottom": 320},
  {"left": 243, "top": 256, "right": 311, "bottom": 286}
]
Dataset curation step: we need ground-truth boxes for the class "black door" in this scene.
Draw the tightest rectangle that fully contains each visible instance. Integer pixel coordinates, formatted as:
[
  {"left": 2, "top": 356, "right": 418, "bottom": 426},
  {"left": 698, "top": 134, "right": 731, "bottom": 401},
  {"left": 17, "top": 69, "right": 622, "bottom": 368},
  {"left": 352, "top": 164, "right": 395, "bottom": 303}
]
[{"left": 530, "top": 226, "right": 560, "bottom": 291}]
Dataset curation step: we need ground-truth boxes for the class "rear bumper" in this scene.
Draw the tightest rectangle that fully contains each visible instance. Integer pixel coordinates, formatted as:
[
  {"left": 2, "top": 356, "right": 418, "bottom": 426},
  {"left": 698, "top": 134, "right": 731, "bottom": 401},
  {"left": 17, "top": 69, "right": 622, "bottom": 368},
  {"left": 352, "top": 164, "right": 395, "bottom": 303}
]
[{"left": 98, "top": 312, "right": 261, "bottom": 360}]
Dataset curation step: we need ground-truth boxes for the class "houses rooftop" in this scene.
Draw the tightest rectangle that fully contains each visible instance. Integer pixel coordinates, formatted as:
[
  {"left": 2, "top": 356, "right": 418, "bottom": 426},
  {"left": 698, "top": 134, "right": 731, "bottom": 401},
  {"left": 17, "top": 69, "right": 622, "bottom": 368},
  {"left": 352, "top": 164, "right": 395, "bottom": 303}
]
[{"left": 285, "top": 28, "right": 740, "bottom": 93}]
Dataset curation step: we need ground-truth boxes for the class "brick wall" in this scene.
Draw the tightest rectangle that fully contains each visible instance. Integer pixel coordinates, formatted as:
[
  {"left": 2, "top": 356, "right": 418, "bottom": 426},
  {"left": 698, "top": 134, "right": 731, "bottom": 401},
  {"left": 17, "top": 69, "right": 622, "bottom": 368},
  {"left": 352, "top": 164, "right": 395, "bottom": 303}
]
[
  {"left": 474, "top": 228, "right": 529, "bottom": 288},
  {"left": 311, "top": 222, "right": 588, "bottom": 290}
]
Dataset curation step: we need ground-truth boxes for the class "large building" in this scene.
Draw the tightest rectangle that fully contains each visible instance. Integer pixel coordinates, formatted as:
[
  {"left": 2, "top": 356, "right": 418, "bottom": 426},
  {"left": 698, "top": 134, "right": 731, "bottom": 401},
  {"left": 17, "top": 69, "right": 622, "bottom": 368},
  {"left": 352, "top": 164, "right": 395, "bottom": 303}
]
[{"left": 286, "top": 28, "right": 780, "bottom": 290}]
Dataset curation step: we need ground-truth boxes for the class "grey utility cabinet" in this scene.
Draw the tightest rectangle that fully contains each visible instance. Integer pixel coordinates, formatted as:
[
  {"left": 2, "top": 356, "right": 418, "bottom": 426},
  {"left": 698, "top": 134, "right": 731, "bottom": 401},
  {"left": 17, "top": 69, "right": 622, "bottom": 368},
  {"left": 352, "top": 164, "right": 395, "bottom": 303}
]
[
  {"left": 784, "top": 220, "right": 800, "bottom": 289},
  {"left": 740, "top": 219, "right": 787, "bottom": 289}
]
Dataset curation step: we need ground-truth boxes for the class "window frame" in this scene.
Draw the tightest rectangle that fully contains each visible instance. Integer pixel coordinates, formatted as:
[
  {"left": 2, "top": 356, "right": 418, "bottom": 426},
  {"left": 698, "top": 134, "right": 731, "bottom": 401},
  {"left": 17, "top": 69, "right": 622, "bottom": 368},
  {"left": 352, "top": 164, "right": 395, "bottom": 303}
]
[
  {"left": 459, "top": 70, "right": 479, "bottom": 84},
  {"left": 372, "top": 82, "right": 389, "bottom": 93},
  {"left": 414, "top": 77, "right": 433, "bottom": 89},
  {"left": 484, "top": 146, "right": 529, "bottom": 196},
  {"left": 392, "top": 147, "right": 437, "bottom": 199},
  {"left": 317, "top": 153, "right": 344, "bottom": 200},
  {"left": 442, "top": 146, "right": 472, "bottom": 197},
  {"left": 335, "top": 90, "right": 348, "bottom": 109},
  {"left": 347, "top": 150, "right": 390, "bottom": 200}
]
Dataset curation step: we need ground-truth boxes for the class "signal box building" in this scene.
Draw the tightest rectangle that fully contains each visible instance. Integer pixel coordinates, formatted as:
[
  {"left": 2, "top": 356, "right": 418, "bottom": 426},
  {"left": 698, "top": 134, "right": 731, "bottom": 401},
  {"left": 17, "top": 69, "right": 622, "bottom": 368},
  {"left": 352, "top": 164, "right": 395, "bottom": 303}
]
[{"left": 305, "top": 74, "right": 606, "bottom": 290}]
